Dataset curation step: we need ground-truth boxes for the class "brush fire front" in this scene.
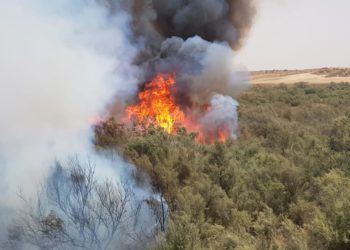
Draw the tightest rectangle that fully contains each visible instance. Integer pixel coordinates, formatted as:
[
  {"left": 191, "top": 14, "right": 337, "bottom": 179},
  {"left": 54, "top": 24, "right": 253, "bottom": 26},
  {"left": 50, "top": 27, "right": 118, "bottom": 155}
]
[{"left": 123, "top": 73, "right": 234, "bottom": 144}]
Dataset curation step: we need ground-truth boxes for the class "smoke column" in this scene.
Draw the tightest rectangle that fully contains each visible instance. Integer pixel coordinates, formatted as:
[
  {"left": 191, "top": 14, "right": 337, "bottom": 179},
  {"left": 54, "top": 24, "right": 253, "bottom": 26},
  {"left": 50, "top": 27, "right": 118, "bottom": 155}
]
[{"left": 105, "top": 0, "right": 257, "bottom": 141}]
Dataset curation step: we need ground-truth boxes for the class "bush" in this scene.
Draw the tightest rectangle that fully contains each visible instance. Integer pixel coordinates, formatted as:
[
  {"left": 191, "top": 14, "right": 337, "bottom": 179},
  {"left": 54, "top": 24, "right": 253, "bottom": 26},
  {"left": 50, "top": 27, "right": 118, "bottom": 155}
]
[{"left": 92, "top": 83, "right": 350, "bottom": 249}]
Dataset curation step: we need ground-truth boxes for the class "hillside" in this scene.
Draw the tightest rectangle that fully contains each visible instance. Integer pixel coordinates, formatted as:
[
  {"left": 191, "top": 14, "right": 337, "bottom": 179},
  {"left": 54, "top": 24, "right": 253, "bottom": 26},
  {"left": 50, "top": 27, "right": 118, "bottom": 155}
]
[
  {"left": 95, "top": 83, "right": 350, "bottom": 250},
  {"left": 251, "top": 68, "right": 350, "bottom": 85}
]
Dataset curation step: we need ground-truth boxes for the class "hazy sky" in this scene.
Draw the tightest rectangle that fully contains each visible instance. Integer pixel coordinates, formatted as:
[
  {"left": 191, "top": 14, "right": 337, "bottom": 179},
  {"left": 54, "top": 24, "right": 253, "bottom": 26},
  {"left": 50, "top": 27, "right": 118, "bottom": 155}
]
[{"left": 236, "top": 0, "right": 350, "bottom": 70}]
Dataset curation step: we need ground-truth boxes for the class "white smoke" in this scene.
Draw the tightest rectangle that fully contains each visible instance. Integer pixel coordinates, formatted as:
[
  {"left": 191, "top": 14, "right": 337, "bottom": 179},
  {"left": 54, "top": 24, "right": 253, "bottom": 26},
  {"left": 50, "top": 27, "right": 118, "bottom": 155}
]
[
  {"left": 0, "top": 0, "right": 159, "bottom": 248},
  {"left": 200, "top": 95, "right": 239, "bottom": 139},
  {"left": 147, "top": 36, "right": 247, "bottom": 140}
]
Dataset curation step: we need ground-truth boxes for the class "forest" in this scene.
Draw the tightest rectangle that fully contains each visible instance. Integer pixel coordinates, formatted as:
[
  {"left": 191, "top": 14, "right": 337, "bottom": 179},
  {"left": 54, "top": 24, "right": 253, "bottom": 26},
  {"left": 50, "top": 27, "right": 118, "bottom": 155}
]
[{"left": 94, "top": 82, "right": 350, "bottom": 250}]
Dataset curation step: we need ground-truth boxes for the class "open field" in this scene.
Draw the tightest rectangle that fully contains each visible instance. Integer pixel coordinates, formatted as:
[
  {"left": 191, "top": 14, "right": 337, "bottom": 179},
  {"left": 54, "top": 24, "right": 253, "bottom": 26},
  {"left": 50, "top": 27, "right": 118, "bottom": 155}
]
[{"left": 251, "top": 68, "right": 350, "bottom": 85}]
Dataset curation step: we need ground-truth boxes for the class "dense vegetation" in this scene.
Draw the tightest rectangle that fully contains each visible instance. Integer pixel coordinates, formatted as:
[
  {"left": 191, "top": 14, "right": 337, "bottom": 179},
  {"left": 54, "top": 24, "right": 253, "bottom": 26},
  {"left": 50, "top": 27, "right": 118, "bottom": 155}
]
[{"left": 95, "top": 83, "right": 350, "bottom": 250}]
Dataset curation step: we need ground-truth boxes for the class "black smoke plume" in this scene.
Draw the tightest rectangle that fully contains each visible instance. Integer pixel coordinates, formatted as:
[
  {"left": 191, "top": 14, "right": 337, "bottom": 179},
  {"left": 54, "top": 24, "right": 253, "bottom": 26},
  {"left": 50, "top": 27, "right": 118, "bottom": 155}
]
[
  {"left": 151, "top": 0, "right": 257, "bottom": 49},
  {"left": 100, "top": 0, "right": 257, "bottom": 138}
]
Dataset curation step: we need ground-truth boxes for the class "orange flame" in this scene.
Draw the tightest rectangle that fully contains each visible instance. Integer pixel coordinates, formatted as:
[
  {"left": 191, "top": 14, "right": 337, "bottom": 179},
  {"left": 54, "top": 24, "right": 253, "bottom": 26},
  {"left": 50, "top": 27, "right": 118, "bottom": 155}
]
[
  {"left": 191, "top": 124, "right": 231, "bottom": 144},
  {"left": 124, "top": 73, "right": 232, "bottom": 144},
  {"left": 125, "top": 73, "right": 184, "bottom": 133}
]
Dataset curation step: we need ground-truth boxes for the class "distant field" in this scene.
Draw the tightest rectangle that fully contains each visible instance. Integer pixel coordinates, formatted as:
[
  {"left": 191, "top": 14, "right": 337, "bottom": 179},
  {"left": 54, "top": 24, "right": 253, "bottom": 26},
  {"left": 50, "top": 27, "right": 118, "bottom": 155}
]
[{"left": 251, "top": 68, "right": 350, "bottom": 85}]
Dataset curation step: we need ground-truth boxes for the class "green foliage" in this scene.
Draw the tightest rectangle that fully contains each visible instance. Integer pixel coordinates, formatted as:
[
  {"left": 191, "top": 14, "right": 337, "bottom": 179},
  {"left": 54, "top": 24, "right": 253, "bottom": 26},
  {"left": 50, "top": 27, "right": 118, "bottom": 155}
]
[
  {"left": 95, "top": 83, "right": 350, "bottom": 249},
  {"left": 329, "top": 116, "right": 350, "bottom": 152},
  {"left": 161, "top": 215, "right": 201, "bottom": 250}
]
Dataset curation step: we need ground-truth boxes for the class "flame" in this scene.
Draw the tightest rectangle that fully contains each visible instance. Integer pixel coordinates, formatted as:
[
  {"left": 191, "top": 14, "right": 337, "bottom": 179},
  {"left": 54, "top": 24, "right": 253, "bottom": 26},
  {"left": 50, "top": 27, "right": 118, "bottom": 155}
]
[
  {"left": 124, "top": 73, "right": 232, "bottom": 144},
  {"left": 191, "top": 124, "right": 231, "bottom": 144},
  {"left": 125, "top": 73, "right": 184, "bottom": 133}
]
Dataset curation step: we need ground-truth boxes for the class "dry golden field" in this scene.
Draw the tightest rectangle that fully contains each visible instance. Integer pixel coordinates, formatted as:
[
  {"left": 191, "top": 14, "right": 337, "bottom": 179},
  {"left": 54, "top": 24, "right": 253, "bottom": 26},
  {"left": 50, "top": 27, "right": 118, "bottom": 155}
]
[{"left": 251, "top": 68, "right": 350, "bottom": 85}]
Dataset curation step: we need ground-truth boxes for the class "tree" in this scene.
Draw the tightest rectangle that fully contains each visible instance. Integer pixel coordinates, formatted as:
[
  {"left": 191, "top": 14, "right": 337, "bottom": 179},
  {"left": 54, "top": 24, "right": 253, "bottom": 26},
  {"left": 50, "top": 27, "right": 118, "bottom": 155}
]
[{"left": 5, "top": 158, "right": 164, "bottom": 250}]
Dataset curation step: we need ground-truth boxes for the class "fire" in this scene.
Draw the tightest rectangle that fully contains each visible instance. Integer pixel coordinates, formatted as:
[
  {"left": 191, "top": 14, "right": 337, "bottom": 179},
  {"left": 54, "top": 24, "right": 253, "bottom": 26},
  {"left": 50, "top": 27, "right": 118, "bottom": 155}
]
[
  {"left": 124, "top": 73, "right": 232, "bottom": 144},
  {"left": 193, "top": 124, "right": 231, "bottom": 144},
  {"left": 125, "top": 74, "right": 184, "bottom": 133}
]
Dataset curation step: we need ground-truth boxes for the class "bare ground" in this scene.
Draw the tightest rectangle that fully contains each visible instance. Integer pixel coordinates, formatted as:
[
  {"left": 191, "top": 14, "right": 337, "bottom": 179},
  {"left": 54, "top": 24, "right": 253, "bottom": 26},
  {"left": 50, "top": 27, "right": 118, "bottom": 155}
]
[{"left": 251, "top": 68, "right": 350, "bottom": 85}]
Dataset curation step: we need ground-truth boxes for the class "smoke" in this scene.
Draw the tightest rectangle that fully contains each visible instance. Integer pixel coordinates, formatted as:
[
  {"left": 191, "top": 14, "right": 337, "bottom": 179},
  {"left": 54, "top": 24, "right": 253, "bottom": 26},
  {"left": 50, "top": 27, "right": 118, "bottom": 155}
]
[
  {"left": 149, "top": 36, "right": 250, "bottom": 104},
  {"left": 102, "top": 0, "right": 257, "bottom": 49},
  {"left": 0, "top": 0, "right": 257, "bottom": 247},
  {"left": 105, "top": 0, "right": 255, "bottom": 140},
  {"left": 0, "top": 0, "right": 161, "bottom": 249},
  {"left": 152, "top": 0, "right": 257, "bottom": 49},
  {"left": 0, "top": 0, "right": 131, "bottom": 202},
  {"left": 199, "top": 95, "right": 239, "bottom": 140}
]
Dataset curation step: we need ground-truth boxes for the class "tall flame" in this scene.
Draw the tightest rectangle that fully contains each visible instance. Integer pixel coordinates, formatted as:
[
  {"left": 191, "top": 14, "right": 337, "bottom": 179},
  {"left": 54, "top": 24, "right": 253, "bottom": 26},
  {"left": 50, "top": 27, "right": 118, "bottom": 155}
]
[
  {"left": 124, "top": 73, "right": 232, "bottom": 144},
  {"left": 126, "top": 74, "right": 184, "bottom": 133}
]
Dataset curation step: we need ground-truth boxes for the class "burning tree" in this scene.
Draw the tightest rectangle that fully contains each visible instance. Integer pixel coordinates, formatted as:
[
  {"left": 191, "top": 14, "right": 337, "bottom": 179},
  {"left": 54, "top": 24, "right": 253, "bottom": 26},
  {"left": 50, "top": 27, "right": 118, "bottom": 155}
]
[
  {"left": 123, "top": 73, "right": 238, "bottom": 144},
  {"left": 125, "top": 73, "right": 184, "bottom": 134}
]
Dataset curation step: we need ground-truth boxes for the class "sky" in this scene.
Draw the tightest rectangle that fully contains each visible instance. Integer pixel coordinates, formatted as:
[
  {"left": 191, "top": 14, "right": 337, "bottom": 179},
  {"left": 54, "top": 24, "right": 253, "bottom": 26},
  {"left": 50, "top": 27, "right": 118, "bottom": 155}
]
[{"left": 236, "top": 0, "right": 350, "bottom": 70}]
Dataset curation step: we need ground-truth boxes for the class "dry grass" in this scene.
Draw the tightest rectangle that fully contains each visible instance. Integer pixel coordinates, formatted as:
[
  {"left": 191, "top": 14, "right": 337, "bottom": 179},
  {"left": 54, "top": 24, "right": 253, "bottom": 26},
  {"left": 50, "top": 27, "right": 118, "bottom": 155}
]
[{"left": 251, "top": 68, "right": 350, "bottom": 85}]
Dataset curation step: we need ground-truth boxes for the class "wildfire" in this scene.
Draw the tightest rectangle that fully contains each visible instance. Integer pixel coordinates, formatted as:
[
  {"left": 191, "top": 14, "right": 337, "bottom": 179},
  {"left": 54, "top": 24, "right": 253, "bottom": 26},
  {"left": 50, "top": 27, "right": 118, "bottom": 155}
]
[
  {"left": 124, "top": 73, "right": 232, "bottom": 144},
  {"left": 125, "top": 74, "right": 184, "bottom": 133},
  {"left": 193, "top": 124, "right": 231, "bottom": 144}
]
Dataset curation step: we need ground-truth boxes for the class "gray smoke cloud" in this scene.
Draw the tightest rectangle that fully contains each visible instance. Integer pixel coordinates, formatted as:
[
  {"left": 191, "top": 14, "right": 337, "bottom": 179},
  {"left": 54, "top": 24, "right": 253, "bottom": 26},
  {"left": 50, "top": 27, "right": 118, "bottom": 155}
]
[
  {"left": 100, "top": 0, "right": 257, "bottom": 49},
  {"left": 148, "top": 36, "right": 250, "bottom": 104},
  {"left": 152, "top": 0, "right": 257, "bottom": 49},
  {"left": 98, "top": 1, "right": 255, "bottom": 141},
  {"left": 114, "top": 0, "right": 256, "bottom": 141},
  {"left": 99, "top": 0, "right": 255, "bottom": 140}
]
